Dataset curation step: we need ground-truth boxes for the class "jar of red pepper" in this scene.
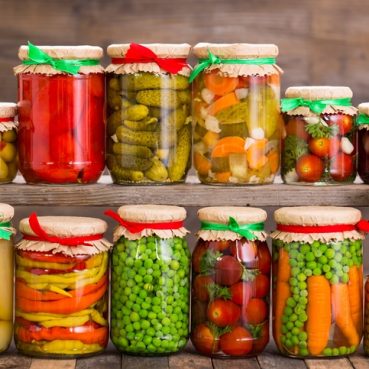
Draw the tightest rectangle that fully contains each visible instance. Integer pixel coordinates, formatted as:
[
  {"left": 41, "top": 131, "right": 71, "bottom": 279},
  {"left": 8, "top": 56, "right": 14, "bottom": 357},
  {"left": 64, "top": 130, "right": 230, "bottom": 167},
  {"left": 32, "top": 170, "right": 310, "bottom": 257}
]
[
  {"left": 15, "top": 43, "right": 105, "bottom": 184},
  {"left": 356, "top": 103, "right": 369, "bottom": 183}
]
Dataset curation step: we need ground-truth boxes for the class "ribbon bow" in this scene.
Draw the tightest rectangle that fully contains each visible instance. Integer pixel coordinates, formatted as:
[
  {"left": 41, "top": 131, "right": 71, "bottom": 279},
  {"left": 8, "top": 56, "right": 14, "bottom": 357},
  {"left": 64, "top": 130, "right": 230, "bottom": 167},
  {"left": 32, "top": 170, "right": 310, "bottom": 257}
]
[
  {"left": 105, "top": 209, "right": 184, "bottom": 234},
  {"left": 200, "top": 216, "right": 264, "bottom": 241},
  {"left": 281, "top": 97, "right": 352, "bottom": 114},
  {"left": 357, "top": 113, "right": 369, "bottom": 125},
  {"left": 189, "top": 50, "right": 276, "bottom": 83},
  {"left": 115, "top": 43, "right": 189, "bottom": 74},
  {"left": 23, "top": 213, "right": 103, "bottom": 246},
  {"left": 22, "top": 42, "right": 100, "bottom": 75},
  {"left": 0, "top": 221, "right": 13, "bottom": 241}
]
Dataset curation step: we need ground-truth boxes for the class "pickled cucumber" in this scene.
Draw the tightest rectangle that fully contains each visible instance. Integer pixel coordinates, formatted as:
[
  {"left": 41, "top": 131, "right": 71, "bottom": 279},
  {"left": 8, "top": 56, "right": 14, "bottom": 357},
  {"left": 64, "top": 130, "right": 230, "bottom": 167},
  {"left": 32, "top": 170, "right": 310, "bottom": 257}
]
[
  {"left": 216, "top": 102, "right": 248, "bottom": 124},
  {"left": 211, "top": 157, "right": 230, "bottom": 173},
  {"left": 111, "top": 166, "right": 144, "bottom": 182},
  {"left": 125, "top": 104, "right": 149, "bottom": 121},
  {"left": 109, "top": 78, "right": 120, "bottom": 91},
  {"left": 107, "top": 89, "right": 122, "bottom": 111},
  {"left": 0, "top": 158, "right": 8, "bottom": 180},
  {"left": 162, "top": 106, "right": 189, "bottom": 131},
  {"left": 114, "top": 154, "right": 153, "bottom": 171},
  {"left": 2, "top": 130, "right": 16, "bottom": 143},
  {"left": 145, "top": 157, "right": 168, "bottom": 181},
  {"left": 129, "top": 73, "right": 189, "bottom": 91},
  {"left": 116, "top": 126, "right": 159, "bottom": 148},
  {"left": 123, "top": 118, "right": 158, "bottom": 132},
  {"left": 136, "top": 90, "right": 180, "bottom": 109},
  {"left": 219, "top": 122, "right": 248, "bottom": 138},
  {"left": 168, "top": 125, "right": 191, "bottom": 181},
  {"left": 112, "top": 143, "right": 153, "bottom": 158},
  {"left": 0, "top": 143, "right": 16, "bottom": 162},
  {"left": 149, "top": 107, "right": 164, "bottom": 119},
  {"left": 178, "top": 90, "right": 191, "bottom": 104}
]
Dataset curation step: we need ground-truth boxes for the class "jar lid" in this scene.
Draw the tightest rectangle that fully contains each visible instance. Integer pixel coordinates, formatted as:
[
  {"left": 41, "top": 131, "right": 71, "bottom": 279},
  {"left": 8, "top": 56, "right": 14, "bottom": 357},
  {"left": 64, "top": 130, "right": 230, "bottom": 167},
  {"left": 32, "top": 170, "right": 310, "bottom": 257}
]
[
  {"left": 192, "top": 43, "right": 279, "bottom": 59},
  {"left": 285, "top": 86, "right": 353, "bottom": 100},
  {"left": 117, "top": 204, "right": 186, "bottom": 223},
  {"left": 198, "top": 206, "right": 267, "bottom": 224},
  {"left": 358, "top": 103, "right": 369, "bottom": 116},
  {"left": 0, "top": 103, "right": 16, "bottom": 119},
  {"left": 0, "top": 203, "right": 14, "bottom": 222},
  {"left": 107, "top": 44, "right": 191, "bottom": 58},
  {"left": 274, "top": 206, "right": 361, "bottom": 226}
]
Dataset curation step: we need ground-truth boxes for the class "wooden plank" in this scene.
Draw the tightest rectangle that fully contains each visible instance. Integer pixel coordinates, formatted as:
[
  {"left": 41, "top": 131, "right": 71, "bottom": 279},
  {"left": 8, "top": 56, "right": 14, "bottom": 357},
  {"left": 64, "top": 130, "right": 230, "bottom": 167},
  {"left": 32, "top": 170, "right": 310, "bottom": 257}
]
[
  {"left": 0, "top": 353, "right": 32, "bottom": 369},
  {"left": 29, "top": 359, "right": 76, "bottom": 369},
  {"left": 258, "top": 349, "right": 307, "bottom": 369},
  {"left": 121, "top": 354, "right": 169, "bottom": 369},
  {"left": 169, "top": 352, "right": 212, "bottom": 369},
  {"left": 213, "top": 356, "right": 260, "bottom": 369},
  {"left": 349, "top": 353, "right": 369, "bottom": 369},
  {"left": 305, "top": 357, "right": 354, "bottom": 369},
  {"left": 76, "top": 351, "right": 121, "bottom": 369}
]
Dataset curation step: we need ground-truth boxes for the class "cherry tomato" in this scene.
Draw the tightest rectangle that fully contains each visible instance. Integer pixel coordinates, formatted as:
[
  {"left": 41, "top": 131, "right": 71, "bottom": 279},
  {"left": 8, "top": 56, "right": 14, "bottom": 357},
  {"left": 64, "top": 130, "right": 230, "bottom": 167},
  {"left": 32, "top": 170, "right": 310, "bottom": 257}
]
[
  {"left": 308, "top": 138, "right": 330, "bottom": 158},
  {"left": 330, "top": 152, "right": 353, "bottom": 181},
  {"left": 296, "top": 154, "right": 324, "bottom": 182},
  {"left": 192, "top": 241, "right": 208, "bottom": 274},
  {"left": 243, "top": 298, "right": 268, "bottom": 325},
  {"left": 193, "top": 275, "right": 214, "bottom": 302},
  {"left": 230, "top": 240, "right": 258, "bottom": 265},
  {"left": 215, "top": 256, "right": 243, "bottom": 286},
  {"left": 252, "top": 322, "right": 269, "bottom": 352},
  {"left": 207, "top": 299, "right": 241, "bottom": 327},
  {"left": 285, "top": 117, "right": 309, "bottom": 141},
  {"left": 230, "top": 282, "right": 252, "bottom": 306},
  {"left": 251, "top": 274, "right": 270, "bottom": 298},
  {"left": 326, "top": 114, "right": 353, "bottom": 135},
  {"left": 191, "top": 323, "right": 219, "bottom": 355},
  {"left": 219, "top": 326, "right": 253, "bottom": 356},
  {"left": 256, "top": 243, "right": 271, "bottom": 275}
]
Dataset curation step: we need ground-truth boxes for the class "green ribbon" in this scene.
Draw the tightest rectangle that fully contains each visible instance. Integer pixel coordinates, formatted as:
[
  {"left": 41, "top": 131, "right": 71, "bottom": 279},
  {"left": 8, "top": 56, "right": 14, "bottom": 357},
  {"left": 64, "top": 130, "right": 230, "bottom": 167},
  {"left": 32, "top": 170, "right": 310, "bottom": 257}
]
[
  {"left": 281, "top": 97, "right": 352, "bottom": 114},
  {"left": 357, "top": 113, "right": 369, "bottom": 125},
  {"left": 22, "top": 42, "right": 100, "bottom": 75},
  {"left": 200, "top": 217, "right": 264, "bottom": 240},
  {"left": 189, "top": 50, "right": 276, "bottom": 83},
  {"left": 0, "top": 221, "right": 12, "bottom": 241}
]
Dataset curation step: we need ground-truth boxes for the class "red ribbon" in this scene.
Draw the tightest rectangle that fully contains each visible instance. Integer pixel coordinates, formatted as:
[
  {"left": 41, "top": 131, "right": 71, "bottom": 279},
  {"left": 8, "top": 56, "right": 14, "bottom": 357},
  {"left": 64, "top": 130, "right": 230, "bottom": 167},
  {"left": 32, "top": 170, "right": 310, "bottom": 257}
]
[
  {"left": 23, "top": 213, "right": 103, "bottom": 247},
  {"left": 105, "top": 209, "right": 184, "bottom": 234},
  {"left": 277, "top": 220, "right": 369, "bottom": 233},
  {"left": 0, "top": 117, "right": 13, "bottom": 122},
  {"left": 112, "top": 43, "right": 189, "bottom": 74}
]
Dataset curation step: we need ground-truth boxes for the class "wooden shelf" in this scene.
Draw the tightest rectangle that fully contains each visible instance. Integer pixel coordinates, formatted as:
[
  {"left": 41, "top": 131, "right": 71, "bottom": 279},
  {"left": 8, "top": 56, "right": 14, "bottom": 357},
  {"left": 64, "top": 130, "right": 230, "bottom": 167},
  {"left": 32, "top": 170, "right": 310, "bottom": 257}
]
[{"left": 2, "top": 176, "right": 369, "bottom": 207}]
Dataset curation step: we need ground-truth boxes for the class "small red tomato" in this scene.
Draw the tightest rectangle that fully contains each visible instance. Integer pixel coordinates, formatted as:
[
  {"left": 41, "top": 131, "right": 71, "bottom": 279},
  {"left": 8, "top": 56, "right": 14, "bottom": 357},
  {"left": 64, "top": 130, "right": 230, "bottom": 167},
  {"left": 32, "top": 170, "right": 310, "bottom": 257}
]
[
  {"left": 296, "top": 154, "right": 324, "bottom": 182},
  {"left": 285, "top": 117, "right": 310, "bottom": 141},
  {"left": 193, "top": 275, "right": 214, "bottom": 302},
  {"left": 215, "top": 256, "right": 243, "bottom": 286},
  {"left": 192, "top": 241, "right": 208, "bottom": 274},
  {"left": 329, "top": 136, "right": 341, "bottom": 158},
  {"left": 330, "top": 152, "right": 354, "bottom": 181},
  {"left": 256, "top": 243, "right": 271, "bottom": 275},
  {"left": 243, "top": 298, "right": 268, "bottom": 325},
  {"left": 308, "top": 138, "right": 330, "bottom": 158},
  {"left": 251, "top": 274, "right": 270, "bottom": 298},
  {"left": 252, "top": 322, "right": 269, "bottom": 353},
  {"left": 230, "top": 240, "right": 258, "bottom": 264},
  {"left": 207, "top": 299, "right": 241, "bottom": 327},
  {"left": 327, "top": 114, "right": 353, "bottom": 135},
  {"left": 220, "top": 326, "right": 253, "bottom": 356},
  {"left": 230, "top": 282, "right": 252, "bottom": 306},
  {"left": 191, "top": 323, "right": 219, "bottom": 355}
]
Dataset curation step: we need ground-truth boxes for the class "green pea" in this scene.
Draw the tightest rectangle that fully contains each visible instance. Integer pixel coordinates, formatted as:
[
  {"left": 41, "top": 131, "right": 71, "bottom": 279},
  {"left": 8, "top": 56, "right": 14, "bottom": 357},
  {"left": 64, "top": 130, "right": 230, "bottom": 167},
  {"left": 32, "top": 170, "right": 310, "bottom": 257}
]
[
  {"left": 326, "top": 249, "right": 335, "bottom": 259},
  {"left": 305, "top": 252, "right": 315, "bottom": 262},
  {"left": 332, "top": 348, "right": 339, "bottom": 356},
  {"left": 341, "top": 273, "right": 349, "bottom": 283},
  {"left": 323, "top": 348, "right": 332, "bottom": 356},
  {"left": 313, "top": 268, "right": 322, "bottom": 276}
]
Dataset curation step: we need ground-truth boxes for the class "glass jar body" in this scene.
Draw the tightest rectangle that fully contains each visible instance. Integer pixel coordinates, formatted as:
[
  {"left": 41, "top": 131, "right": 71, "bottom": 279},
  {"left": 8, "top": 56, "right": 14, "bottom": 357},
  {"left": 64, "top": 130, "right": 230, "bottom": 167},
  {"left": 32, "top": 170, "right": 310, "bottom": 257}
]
[
  {"left": 357, "top": 128, "right": 369, "bottom": 183},
  {"left": 106, "top": 72, "right": 192, "bottom": 184},
  {"left": 364, "top": 276, "right": 369, "bottom": 354},
  {"left": 193, "top": 70, "right": 282, "bottom": 185},
  {"left": 110, "top": 235, "right": 190, "bottom": 355},
  {"left": 191, "top": 238, "right": 271, "bottom": 357},
  {"left": 281, "top": 114, "right": 356, "bottom": 185},
  {"left": 17, "top": 73, "right": 105, "bottom": 184},
  {"left": 14, "top": 250, "right": 109, "bottom": 357},
  {"left": 272, "top": 238, "right": 363, "bottom": 358},
  {"left": 0, "top": 128, "right": 18, "bottom": 183}
]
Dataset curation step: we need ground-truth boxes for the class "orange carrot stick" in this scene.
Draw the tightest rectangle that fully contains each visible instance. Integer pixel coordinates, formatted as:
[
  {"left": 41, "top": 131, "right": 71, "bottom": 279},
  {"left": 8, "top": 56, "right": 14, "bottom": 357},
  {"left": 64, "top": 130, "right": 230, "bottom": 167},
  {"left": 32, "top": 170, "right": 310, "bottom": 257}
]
[
  {"left": 273, "top": 281, "right": 290, "bottom": 349},
  {"left": 348, "top": 266, "right": 363, "bottom": 333},
  {"left": 208, "top": 92, "right": 239, "bottom": 116}
]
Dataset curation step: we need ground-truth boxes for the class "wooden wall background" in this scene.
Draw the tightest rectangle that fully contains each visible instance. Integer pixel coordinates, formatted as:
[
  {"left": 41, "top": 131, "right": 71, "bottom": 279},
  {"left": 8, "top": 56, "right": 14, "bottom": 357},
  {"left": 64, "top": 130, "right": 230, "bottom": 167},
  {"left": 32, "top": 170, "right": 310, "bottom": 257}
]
[{"left": 0, "top": 0, "right": 368, "bottom": 103}]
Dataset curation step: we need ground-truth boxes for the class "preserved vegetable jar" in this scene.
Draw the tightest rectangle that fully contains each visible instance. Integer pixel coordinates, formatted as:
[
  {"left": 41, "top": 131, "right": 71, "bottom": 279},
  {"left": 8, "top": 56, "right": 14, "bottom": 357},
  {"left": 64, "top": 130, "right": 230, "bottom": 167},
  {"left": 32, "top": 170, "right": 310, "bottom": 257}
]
[
  {"left": 106, "top": 205, "right": 190, "bottom": 354},
  {"left": 15, "top": 42, "right": 105, "bottom": 184},
  {"left": 356, "top": 103, "right": 369, "bottom": 183},
  {"left": 364, "top": 276, "right": 369, "bottom": 354},
  {"left": 191, "top": 43, "right": 283, "bottom": 185},
  {"left": 281, "top": 86, "right": 357, "bottom": 185},
  {"left": 0, "top": 204, "right": 16, "bottom": 352},
  {"left": 14, "top": 214, "right": 112, "bottom": 357},
  {"left": 271, "top": 206, "right": 366, "bottom": 358},
  {"left": 191, "top": 207, "right": 270, "bottom": 357},
  {"left": 0, "top": 103, "right": 18, "bottom": 183},
  {"left": 105, "top": 43, "right": 192, "bottom": 184}
]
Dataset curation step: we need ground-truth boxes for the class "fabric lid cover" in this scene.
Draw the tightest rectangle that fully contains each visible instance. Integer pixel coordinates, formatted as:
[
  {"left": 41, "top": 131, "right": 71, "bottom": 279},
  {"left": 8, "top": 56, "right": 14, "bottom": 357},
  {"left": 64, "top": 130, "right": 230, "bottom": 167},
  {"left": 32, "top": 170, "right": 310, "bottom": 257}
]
[
  {"left": 198, "top": 206, "right": 267, "bottom": 224},
  {"left": 0, "top": 103, "right": 17, "bottom": 119}
]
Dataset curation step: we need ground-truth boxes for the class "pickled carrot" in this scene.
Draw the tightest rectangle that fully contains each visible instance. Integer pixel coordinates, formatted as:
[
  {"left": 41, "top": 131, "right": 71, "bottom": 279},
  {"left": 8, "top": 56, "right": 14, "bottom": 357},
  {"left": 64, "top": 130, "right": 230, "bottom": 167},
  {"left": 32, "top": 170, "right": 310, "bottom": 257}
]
[
  {"left": 211, "top": 137, "right": 245, "bottom": 158},
  {"left": 194, "top": 152, "right": 211, "bottom": 176},
  {"left": 207, "top": 92, "right": 239, "bottom": 116},
  {"left": 215, "top": 172, "right": 232, "bottom": 183},
  {"left": 204, "top": 71, "right": 239, "bottom": 96},
  {"left": 274, "top": 281, "right": 290, "bottom": 349},
  {"left": 348, "top": 266, "right": 363, "bottom": 333}
]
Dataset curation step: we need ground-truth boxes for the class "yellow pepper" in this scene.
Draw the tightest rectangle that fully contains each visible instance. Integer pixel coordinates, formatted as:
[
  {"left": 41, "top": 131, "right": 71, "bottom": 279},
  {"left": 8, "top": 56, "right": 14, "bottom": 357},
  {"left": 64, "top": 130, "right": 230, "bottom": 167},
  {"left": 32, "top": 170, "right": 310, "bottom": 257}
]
[{"left": 16, "top": 255, "right": 75, "bottom": 270}]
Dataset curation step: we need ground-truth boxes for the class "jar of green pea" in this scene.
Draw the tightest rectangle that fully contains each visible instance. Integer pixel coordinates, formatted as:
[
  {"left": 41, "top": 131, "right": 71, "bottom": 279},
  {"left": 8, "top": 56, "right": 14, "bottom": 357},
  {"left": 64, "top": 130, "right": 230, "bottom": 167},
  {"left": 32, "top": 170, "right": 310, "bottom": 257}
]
[{"left": 106, "top": 205, "right": 190, "bottom": 355}]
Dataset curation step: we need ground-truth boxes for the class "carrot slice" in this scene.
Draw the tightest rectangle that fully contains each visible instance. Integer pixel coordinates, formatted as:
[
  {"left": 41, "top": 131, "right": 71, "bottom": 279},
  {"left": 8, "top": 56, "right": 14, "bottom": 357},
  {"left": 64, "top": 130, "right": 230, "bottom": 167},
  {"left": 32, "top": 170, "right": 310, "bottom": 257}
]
[
  {"left": 215, "top": 172, "right": 232, "bottom": 183},
  {"left": 211, "top": 137, "right": 246, "bottom": 158},
  {"left": 204, "top": 70, "right": 239, "bottom": 96},
  {"left": 267, "top": 148, "right": 280, "bottom": 174},
  {"left": 207, "top": 92, "right": 239, "bottom": 116},
  {"left": 194, "top": 152, "right": 211, "bottom": 176},
  {"left": 246, "top": 139, "right": 268, "bottom": 170}
]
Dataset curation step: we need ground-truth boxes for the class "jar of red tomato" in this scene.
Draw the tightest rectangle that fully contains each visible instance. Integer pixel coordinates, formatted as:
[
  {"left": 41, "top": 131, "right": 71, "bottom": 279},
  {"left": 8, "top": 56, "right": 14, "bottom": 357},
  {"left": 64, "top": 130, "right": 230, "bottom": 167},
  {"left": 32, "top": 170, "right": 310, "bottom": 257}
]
[
  {"left": 357, "top": 103, "right": 369, "bottom": 183},
  {"left": 191, "top": 207, "right": 270, "bottom": 357},
  {"left": 15, "top": 43, "right": 105, "bottom": 184},
  {"left": 281, "top": 86, "right": 357, "bottom": 185}
]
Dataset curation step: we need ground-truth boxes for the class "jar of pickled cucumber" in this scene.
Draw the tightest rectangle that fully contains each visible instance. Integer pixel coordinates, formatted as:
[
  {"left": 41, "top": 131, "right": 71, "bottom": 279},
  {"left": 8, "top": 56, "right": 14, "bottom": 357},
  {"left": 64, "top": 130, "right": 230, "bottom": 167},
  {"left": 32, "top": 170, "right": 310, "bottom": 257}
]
[
  {"left": 105, "top": 43, "right": 192, "bottom": 184},
  {"left": 106, "top": 205, "right": 190, "bottom": 354},
  {"left": 15, "top": 43, "right": 105, "bottom": 184},
  {"left": 271, "top": 206, "right": 365, "bottom": 358},
  {"left": 191, "top": 207, "right": 270, "bottom": 357},
  {"left": 281, "top": 86, "right": 357, "bottom": 185},
  {"left": 191, "top": 43, "right": 283, "bottom": 185},
  {"left": 0, "top": 103, "right": 18, "bottom": 183},
  {"left": 356, "top": 103, "right": 369, "bottom": 183},
  {"left": 0, "top": 204, "right": 16, "bottom": 353},
  {"left": 14, "top": 214, "right": 112, "bottom": 358}
]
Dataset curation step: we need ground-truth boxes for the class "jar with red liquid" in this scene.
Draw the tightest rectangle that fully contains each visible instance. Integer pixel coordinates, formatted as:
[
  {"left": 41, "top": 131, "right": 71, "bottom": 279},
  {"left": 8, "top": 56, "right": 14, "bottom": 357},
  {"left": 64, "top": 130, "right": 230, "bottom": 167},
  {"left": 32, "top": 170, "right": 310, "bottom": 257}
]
[
  {"left": 15, "top": 43, "right": 105, "bottom": 184},
  {"left": 357, "top": 103, "right": 369, "bottom": 183},
  {"left": 191, "top": 207, "right": 270, "bottom": 357},
  {"left": 281, "top": 86, "right": 357, "bottom": 185}
]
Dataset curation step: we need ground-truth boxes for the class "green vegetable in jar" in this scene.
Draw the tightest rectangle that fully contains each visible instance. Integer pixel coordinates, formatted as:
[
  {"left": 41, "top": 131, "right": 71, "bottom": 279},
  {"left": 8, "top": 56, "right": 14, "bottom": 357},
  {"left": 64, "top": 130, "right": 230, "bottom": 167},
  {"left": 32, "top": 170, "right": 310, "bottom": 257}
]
[
  {"left": 128, "top": 73, "right": 190, "bottom": 91},
  {"left": 125, "top": 104, "right": 150, "bottom": 121},
  {"left": 107, "top": 156, "right": 144, "bottom": 182},
  {"left": 112, "top": 143, "right": 153, "bottom": 159},
  {"left": 136, "top": 90, "right": 180, "bottom": 109},
  {"left": 123, "top": 117, "right": 158, "bottom": 132},
  {"left": 145, "top": 157, "right": 168, "bottom": 181},
  {"left": 162, "top": 106, "right": 189, "bottom": 131},
  {"left": 219, "top": 122, "right": 248, "bottom": 138},
  {"left": 116, "top": 126, "right": 160, "bottom": 148},
  {"left": 114, "top": 154, "right": 153, "bottom": 171},
  {"left": 282, "top": 135, "right": 309, "bottom": 175},
  {"left": 215, "top": 102, "right": 248, "bottom": 124}
]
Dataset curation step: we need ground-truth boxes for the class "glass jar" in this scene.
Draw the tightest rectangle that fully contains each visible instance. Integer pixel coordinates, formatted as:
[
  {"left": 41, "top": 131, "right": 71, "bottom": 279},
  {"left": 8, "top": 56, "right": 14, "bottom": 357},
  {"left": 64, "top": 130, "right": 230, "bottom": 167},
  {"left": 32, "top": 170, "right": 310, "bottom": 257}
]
[
  {"left": 105, "top": 43, "right": 192, "bottom": 184},
  {"left": 14, "top": 214, "right": 112, "bottom": 357},
  {"left": 106, "top": 205, "right": 190, "bottom": 354},
  {"left": 16, "top": 43, "right": 105, "bottom": 184},
  {"left": 364, "top": 276, "right": 369, "bottom": 354},
  {"left": 281, "top": 86, "right": 357, "bottom": 185},
  {"left": 0, "top": 204, "right": 15, "bottom": 353},
  {"left": 192, "top": 43, "right": 283, "bottom": 185},
  {"left": 0, "top": 103, "right": 18, "bottom": 183},
  {"left": 271, "top": 206, "right": 364, "bottom": 358},
  {"left": 357, "top": 103, "right": 369, "bottom": 183},
  {"left": 191, "top": 207, "right": 270, "bottom": 357}
]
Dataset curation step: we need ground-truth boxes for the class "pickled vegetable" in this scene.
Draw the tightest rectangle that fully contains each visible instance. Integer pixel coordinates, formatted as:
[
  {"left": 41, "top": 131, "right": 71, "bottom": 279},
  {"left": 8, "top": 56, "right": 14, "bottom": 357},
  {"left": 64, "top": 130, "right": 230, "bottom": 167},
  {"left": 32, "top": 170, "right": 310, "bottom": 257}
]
[{"left": 0, "top": 129, "right": 18, "bottom": 183}]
